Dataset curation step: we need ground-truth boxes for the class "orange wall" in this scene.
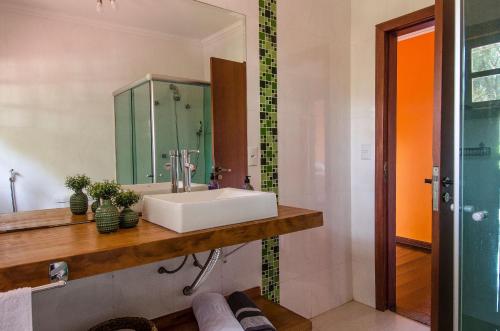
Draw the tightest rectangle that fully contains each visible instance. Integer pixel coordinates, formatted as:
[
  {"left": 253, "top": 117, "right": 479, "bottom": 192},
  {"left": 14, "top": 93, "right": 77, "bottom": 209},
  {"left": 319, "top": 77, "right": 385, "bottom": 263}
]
[{"left": 395, "top": 31, "right": 435, "bottom": 243}]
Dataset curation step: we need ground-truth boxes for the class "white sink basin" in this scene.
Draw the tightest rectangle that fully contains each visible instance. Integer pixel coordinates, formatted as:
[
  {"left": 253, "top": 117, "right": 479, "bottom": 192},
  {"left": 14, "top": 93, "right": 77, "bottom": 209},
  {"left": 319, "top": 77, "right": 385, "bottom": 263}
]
[
  {"left": 121, "top": 182, "right": 208, "bottom": 213},
  {"left": 142, "top": 188, "right": 278, "bottom": 233}
]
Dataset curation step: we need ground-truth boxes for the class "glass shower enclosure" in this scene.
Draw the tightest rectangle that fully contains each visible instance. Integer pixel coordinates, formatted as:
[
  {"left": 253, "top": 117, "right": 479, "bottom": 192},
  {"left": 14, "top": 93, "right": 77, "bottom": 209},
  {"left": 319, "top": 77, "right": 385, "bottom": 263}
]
[
  {"left": 113, "top": 74, "right": 213, "bottom": 185},
  {"left": 459, "top": 0, "right": 500, "bottom": 329}
]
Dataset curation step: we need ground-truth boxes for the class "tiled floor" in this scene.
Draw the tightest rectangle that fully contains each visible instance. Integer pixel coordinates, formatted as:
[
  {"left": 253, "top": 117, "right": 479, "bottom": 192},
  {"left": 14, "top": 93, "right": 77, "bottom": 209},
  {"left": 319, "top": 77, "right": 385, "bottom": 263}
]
[{"left": 312, "top": 301, "right": 430, "bottom": 331}]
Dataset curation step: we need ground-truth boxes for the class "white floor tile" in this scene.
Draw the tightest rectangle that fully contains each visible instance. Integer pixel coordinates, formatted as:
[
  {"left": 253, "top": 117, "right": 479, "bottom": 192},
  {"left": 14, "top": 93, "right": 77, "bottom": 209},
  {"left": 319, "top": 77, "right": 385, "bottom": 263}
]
[{"left": 312, "top": 301, "right": 430, "bottom": 331}]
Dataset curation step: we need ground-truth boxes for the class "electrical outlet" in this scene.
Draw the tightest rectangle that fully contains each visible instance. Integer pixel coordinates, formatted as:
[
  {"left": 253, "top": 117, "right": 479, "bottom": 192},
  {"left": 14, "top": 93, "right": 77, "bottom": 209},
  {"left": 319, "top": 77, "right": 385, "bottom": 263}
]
[{"left": 361, "top": 144, "right": 371, "bottom": 160}]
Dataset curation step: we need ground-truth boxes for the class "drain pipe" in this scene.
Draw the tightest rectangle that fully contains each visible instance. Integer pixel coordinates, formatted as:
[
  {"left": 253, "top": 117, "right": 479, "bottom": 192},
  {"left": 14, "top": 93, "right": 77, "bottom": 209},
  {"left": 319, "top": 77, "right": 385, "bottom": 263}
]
[
  {"left": 9, "top": 169, "right": 18, "bottom": 212},
  {"left": 182, "top": 248, "right": 221, "bottom": 296}
]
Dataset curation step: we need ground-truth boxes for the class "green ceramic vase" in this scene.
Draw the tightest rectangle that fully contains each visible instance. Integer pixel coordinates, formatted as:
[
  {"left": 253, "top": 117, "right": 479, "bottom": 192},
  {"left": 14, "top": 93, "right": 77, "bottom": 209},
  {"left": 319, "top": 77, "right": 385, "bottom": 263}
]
[
  {"left": 119, "top": 207, "right": 139, "bottom": 228},
  {"left": 95, "top": 199, "right": 119, "bottom": 233},
  {"left": 91, "top": 199, "right": 100, "bottom": 213},
  {"left": 70, "top": 189, "right": 88, "bottom": 215}
]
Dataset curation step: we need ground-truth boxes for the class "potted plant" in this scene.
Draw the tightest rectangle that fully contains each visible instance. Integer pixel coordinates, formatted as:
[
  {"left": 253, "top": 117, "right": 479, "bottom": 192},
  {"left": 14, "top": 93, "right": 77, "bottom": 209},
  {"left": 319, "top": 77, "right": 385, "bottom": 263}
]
[
  {"left": 65, "top": 174, "right": 91, "bottom": 215},
  {"left": 87, "top": 182, "right": 103, "bottom": 213},
  {"left": 114, "top": 190, "right": 140, "bottom": 228},
  {"left": 94, "top": 180, "right": 121, "bottom": 233}
]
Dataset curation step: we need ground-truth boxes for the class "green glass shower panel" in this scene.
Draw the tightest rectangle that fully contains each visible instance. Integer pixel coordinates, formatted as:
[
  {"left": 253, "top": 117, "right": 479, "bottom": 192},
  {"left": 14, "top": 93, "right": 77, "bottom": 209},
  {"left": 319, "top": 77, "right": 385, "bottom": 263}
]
[
  {"left": 203, "top": 85, "right": 213, "bottom": 183},
  {"left": 460, "top": 0, "right": 500, "bottom": 329},
  {"left": 153, "top": 81, "right": 210, "bottom": 184},
  {"left": 114, "top": 90, "right": 133, "bottom": 184},
  {"left": 132, "top": 83, "right": 153, "bottom": 184},
  {"left": 152, "top": 81, "right": 177, "bottom": 183}
]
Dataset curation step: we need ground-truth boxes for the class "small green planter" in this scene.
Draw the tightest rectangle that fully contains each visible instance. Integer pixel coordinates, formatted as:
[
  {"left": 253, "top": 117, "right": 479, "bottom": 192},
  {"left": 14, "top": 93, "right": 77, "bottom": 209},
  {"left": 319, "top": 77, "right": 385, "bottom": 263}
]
[
  {"left": 91, "top": 199, "right": 101, "bottom": 213},
  {"left": 120, "top": 207, "right": 139, "bottom": 228},
  {"left": 70, "top": 190, "right": 88, "bottom": 215},
  {"left": 95, "top": 199, "right": 119, "bottom": 233}
]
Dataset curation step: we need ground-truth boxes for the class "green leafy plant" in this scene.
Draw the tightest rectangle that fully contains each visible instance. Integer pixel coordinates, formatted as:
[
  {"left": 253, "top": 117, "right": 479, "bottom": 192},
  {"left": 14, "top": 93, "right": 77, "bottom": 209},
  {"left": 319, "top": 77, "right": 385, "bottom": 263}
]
[
  {"left": 65, "top": 174, "right": 91, "bottom": 192},
  {"left": 93, "top": 180, "right": 121, "bottom": 200},
  {"left": 87, "top": 182, "right": 103, "bottom": 200},
  {"left": 114, "top": 190, "right": 140, "bottom": 209}
]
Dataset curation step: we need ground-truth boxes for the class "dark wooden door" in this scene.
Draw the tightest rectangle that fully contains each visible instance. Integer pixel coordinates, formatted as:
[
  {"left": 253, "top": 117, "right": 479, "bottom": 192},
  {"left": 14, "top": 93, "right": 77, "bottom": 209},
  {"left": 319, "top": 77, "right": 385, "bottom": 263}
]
[
  {"left": 210, "top": 57, "right": 247, "bottom": 188},
  {"left": 432, "top": 0, "right": 455, "bottom": 330}
]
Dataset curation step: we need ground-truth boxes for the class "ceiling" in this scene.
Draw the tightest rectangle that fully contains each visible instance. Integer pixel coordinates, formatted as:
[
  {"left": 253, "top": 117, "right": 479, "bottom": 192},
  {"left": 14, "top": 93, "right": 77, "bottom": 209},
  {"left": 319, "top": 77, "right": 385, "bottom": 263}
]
[{"left": 1, "top": 0, "right": 245, "bottom": 40}]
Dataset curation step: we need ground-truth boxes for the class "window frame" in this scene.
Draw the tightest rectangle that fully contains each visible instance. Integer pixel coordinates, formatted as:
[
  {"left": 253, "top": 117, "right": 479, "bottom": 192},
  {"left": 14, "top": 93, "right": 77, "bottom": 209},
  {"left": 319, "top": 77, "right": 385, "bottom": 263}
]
[{"left": 465, "top": 25, "right": 500, "bottom": 110}]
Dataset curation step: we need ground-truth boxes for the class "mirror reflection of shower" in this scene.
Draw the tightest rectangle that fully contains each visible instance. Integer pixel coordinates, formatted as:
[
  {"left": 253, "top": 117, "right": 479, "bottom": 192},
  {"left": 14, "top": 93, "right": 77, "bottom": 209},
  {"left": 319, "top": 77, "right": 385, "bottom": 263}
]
[
  {"left": 169, "top": 83, "right": 202, "bottom": 178},
  {"left": 113, "top": 75, "right": 213, "bottom": 185}
]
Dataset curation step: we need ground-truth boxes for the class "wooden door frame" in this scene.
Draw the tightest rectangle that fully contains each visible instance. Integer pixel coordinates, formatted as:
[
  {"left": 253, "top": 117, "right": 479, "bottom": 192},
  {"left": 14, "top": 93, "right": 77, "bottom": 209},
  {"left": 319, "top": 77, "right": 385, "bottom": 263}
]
[{"left": 374, "top": 2, "right": 436, "bottom": 318}]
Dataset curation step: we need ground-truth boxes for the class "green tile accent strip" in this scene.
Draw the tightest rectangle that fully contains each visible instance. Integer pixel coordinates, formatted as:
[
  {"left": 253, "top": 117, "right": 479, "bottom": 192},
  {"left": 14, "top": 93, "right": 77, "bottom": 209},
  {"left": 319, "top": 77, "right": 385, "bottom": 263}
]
[{"left": 259, "top": 0, "right": 279, "bottom": 303}]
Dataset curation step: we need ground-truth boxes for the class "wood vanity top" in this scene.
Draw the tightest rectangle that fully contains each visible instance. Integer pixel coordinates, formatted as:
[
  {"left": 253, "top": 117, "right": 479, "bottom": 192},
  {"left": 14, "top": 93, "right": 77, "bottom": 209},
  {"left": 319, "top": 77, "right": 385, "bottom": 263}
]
[{"left": 0, "top": 205, "right": 322, "bottom": 291}]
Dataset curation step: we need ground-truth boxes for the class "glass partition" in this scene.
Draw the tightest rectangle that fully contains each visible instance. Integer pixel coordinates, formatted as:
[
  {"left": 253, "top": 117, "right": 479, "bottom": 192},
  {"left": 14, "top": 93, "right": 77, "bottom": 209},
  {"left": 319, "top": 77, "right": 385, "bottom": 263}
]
[
  {"left": 459, "top": 0, "right": 500, "bottom": 329},
  {"left": 114, "top": 78, "right": 212, "bottom": 185}
]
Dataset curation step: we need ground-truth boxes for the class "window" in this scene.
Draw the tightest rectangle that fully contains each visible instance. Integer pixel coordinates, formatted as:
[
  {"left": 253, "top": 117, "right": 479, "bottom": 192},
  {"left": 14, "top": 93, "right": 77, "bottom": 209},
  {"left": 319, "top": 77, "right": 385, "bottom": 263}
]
[{"left": 468, "top": 37, "right": 500, "bottom": 106}]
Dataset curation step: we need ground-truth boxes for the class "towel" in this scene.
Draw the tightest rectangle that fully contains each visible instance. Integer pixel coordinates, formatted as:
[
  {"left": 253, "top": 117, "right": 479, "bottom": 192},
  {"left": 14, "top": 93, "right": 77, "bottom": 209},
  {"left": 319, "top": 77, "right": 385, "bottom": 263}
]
[
  {"left": 227, "top": 292, "right": 276, "bottom": 331},
  {"left": 192, "top": 292, "right": 243, "bottom": 331},
  {"left": 0, "top": 287, "right": 32, "bottom": 331}
]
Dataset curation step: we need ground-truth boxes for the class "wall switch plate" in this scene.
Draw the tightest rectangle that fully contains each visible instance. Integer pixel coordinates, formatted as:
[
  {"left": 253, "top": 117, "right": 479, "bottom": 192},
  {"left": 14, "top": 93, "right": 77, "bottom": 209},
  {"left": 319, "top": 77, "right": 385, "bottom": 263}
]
[
  {"left": 248, "top": 146, "right": 259, "bottom": 166},
  {"left": 361, "top": 144, "right": 371, "bottom": 160}
]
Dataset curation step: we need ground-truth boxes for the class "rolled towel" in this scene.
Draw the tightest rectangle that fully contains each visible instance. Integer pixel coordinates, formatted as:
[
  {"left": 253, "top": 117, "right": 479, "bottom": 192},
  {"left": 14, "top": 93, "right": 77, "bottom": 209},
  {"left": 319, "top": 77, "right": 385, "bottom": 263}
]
[
  {"left": 192, "top": 292, "right": 244, "bottom": 331},
  {"left": 0, "top": 287, "right": 32, "bottom": 331},
  {"left": 227, "top": 291, "right": 276, "bottom": 331}
]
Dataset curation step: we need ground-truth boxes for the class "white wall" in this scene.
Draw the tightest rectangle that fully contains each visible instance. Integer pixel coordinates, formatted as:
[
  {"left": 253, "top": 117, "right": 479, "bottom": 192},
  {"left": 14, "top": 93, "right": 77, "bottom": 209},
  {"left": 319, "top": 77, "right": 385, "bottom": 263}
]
[
  {"left": 349, "top": 0, "right": 434, "bottom": 307},
  {"left": 0, "top": 9, "right": 205, "bottom": 213},
  {"left": 277, "top": 0, "right": 353, "bottom": 318}
]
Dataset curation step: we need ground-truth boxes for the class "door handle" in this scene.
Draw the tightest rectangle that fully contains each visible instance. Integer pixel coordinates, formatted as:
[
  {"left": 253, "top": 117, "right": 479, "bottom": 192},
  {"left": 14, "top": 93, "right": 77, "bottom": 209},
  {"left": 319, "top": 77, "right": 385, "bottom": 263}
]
[
  {"left": 214, "top": 166, "right": 231, "bottom": 173},
  {"left": 472, "top": 210, "right": 488, "bottom": 222},
  {"left": 424, "top": 178, "right": 432, "bottom": 184}
]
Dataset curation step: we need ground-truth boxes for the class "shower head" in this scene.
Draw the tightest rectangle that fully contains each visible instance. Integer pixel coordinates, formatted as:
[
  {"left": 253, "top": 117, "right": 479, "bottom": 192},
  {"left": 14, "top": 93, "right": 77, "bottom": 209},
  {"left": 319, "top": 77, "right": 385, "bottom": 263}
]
[{"left": 169, "top": 84, "right": 181, "bottom": 101}]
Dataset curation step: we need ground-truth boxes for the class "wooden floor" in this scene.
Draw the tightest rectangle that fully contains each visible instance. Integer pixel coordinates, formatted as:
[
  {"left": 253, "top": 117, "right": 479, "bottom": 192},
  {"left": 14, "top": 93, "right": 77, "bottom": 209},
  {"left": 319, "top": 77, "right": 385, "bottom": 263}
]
[{"left": 396, "top": 244, "right": 431, "bottom": 325}]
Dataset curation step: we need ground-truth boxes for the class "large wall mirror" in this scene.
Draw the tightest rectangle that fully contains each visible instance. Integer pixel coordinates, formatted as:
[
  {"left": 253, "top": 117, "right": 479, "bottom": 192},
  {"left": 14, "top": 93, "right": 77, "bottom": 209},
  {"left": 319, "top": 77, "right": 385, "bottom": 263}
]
[{"left": 0, "top": 0, "right": 247, "bottom": 217}]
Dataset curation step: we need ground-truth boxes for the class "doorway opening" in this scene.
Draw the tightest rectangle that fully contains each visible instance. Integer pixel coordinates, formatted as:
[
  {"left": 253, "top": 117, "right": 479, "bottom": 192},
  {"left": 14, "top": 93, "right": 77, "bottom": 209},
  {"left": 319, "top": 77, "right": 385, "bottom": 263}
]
[
  {"left": 394, "top": 25, "right": 435, "bottom": 325},
  {"left": 374, "top": 5, "right": 442, "bottom": 328}
]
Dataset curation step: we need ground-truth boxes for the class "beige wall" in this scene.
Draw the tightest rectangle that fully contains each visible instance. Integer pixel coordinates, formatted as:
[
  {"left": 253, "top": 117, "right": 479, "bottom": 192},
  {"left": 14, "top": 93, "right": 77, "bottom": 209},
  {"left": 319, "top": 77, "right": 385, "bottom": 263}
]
[{"left": 350, "top": 0, "right": 434, "bottom": 307}]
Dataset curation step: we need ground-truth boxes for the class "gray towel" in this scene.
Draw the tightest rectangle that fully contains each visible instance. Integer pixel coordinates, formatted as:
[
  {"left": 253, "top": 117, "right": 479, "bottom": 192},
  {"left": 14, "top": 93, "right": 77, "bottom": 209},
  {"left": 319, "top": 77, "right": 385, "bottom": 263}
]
[{"left": 227, "top": 292, "right": 276, "bottom": 331}]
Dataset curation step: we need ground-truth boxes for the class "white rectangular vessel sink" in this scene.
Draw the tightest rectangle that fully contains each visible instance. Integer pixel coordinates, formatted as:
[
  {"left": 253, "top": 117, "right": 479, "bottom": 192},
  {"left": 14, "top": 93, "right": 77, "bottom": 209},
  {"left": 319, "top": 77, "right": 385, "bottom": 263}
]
[
  {"left": 142, "top": 188, "right": 278, "bottom": 233},
  {"left": 121, "top": 182, "right": 208, "bottom": 213}
]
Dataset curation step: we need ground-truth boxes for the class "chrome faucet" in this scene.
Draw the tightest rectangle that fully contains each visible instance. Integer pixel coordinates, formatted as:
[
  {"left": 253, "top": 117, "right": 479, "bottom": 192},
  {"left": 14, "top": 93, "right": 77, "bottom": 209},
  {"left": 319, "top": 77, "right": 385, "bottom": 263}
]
[
  {"left": 165, "top": 150, "right": 181, "bottom": 193},
  {"left": 181, "top": 149, "right": 199, "bottom": 192}
]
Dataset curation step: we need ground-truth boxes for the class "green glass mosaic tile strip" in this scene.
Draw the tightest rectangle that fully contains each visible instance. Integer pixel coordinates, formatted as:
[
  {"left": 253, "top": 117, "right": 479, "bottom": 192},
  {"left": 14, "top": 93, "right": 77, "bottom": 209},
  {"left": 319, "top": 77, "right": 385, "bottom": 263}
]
[{"left": 259, "top": 0, "right": 279, "bottom": 303}]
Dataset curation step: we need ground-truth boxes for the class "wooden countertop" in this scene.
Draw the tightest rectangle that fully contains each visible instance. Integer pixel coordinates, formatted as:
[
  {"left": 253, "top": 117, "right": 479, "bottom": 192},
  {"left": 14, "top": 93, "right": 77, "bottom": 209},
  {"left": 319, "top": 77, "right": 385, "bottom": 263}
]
[{"left": 0, "top": 205, "right": 322, "bottom": 292}]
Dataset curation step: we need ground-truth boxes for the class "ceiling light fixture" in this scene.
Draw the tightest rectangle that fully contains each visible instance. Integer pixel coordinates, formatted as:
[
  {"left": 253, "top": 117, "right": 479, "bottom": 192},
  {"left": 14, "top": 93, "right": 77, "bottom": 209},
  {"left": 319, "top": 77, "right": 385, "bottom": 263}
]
[{"left": 96, "top": 0, "right": 117, "bottom": 13}]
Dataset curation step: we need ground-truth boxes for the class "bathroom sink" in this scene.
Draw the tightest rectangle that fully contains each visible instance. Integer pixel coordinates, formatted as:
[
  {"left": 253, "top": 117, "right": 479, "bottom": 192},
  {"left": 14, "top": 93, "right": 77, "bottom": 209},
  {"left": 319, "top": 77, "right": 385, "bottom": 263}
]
[
  {"left": 142, "top": 188, "right": 278, "bottom": 233},
  {"left": 122, "top": 182, "right": 208, "bottom": 213}
]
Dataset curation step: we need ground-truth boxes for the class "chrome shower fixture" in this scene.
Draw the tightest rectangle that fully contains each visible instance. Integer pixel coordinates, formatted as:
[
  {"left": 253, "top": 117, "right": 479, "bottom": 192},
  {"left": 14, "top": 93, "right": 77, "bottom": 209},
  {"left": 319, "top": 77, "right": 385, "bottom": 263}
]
[{"left": 169, "top": 84, "right": 181, "bottom": 101}]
